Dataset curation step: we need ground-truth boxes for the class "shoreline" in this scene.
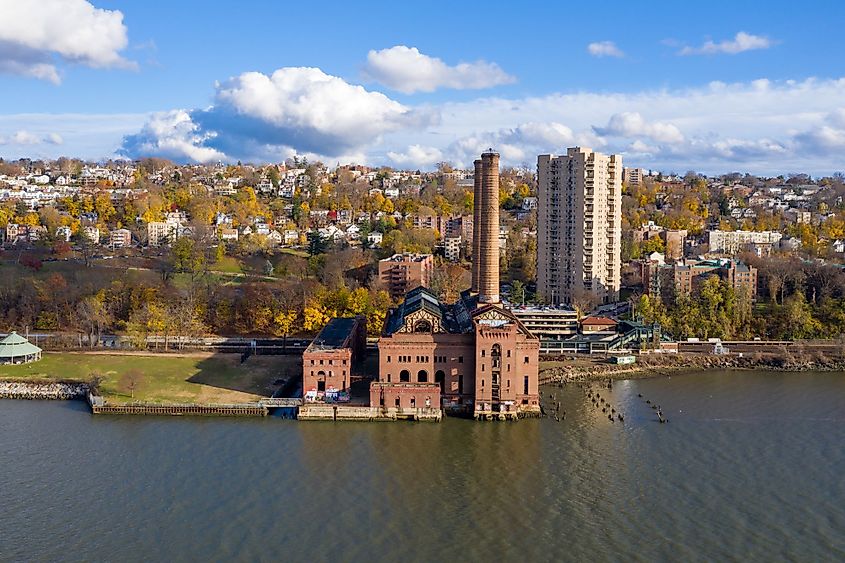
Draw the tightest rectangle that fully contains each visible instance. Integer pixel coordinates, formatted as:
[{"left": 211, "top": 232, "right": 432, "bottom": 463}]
[
  {"left": 3, "top": 355, "right": 842, "bottom": 416},
  {"left": 539, "top": 353, "right": 845, "bottom": 384}
]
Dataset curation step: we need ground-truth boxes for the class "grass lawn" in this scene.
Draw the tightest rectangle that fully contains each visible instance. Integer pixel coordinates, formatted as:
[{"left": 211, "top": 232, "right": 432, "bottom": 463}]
[
  {"left": 277, "top": 247, "right": 309, "bottom": 258},
  {"left": 212, "top": 256, "right": 244, "bottom": 274},
  {"left": 0, "top": 352, "right": 301, "bottom": 405}
]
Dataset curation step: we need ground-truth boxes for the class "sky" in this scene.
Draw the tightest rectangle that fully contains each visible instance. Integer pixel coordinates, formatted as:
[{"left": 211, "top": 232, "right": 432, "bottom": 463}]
[{"left": 1, "top": 0, "right": 845, "bottom": 175}]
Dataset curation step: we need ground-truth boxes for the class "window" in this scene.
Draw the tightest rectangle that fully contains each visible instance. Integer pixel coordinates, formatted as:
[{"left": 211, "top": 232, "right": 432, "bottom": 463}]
[
  {"left": 343, "top": 359, "right": 347, "bottom": 365},
  {"left": 481, "top": 379, "right": 485, "bottom": 388},
  {"left": 524, "top": 376, "right": 529, "bottom": 395},
  {"left": 395, "top": 397, "right": 400, "bottom": 407},
  {"left": 418, "top": 370, "right": 428, "bottom": 383},
  {"left": 410, "top": 397, "right": 416, "bottom": 408},
  {"left": 507, "top": 350, "right": 511, "bottom": 358},
  {"left": 387, "top": 374, "right": 391, "bottom": 382},
  {"left": 524, "top": 356, "right": 530, "bottom": 364},
  {"left": 320, "top": 359, "right": 324, "bottom": 365},
  {"left": 387, "top": 356, "right": 391, "bottom": 363},
  {"left": 481, "top": 350, "right": 486, "bottom": 357},
  {"left": 310, "top": 359, "right": 315, "bottom": 366},
  {"left": 400, "top": 370, "right": 410, "bottom": 382},
  {"left": 458, "top": 356, "right": 463, "bottom": 363}
]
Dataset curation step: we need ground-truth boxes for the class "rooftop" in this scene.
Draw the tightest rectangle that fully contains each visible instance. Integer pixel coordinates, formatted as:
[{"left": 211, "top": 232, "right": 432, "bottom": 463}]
[
  {"left": 0, "top": 331, "right": 42, "bottom": 358},
  {"left": 581, "top": 316, "right": 618, "bottom": 326},
  {"left": 380, "top": 253, "right": 432, "bottom": 263},
  {"left": 307, "top": 317, "right": 360, "bottom": 351}
]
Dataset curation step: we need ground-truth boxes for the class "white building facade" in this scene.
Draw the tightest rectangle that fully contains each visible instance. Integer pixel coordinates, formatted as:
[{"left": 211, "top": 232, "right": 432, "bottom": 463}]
[{"left": 537, "top": 147, "right": 622, "bottom": 305}]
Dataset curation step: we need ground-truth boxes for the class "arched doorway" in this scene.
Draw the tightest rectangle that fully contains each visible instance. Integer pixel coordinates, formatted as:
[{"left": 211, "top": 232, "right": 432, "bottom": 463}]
[
  {"left": 435, "top": 370, "right": 445, "bottom": 394},
  {"left": 417, "top": 370, "right": 428, "bottom": 383},
  {"left": 400, "top": 369, "right": 410, "bottom": 382},
  {"left": 317, "top": 370, "right": 326, "bottom": 392}
]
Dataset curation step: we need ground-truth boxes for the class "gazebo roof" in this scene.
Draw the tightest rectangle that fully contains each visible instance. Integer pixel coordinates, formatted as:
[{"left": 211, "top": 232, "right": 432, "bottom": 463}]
[{"left": 0, "top": 331, "right": 42, "bottom": 358}]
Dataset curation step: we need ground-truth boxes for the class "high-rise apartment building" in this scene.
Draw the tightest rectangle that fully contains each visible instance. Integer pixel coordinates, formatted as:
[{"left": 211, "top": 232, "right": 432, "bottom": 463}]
[{"left": 537, "top": 147, "right": 622, "bottom": 306}]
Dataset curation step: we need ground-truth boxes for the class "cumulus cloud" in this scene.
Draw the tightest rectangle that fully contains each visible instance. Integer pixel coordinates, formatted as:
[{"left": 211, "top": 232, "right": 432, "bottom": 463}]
[
  {"left": 587, "top": 41, "right": 624, "bottom": 58},
  {"left": 120, "top": 110, "right": 227, "bottom": 164},
  {"left": 595, "top": 112, "right": 685, "bottom": 144},
  {"left": 386, "top": 77, "right": 845, "bottom": 173},
  {"left": 0, "top": 130, "right": 64, "bottom": 145},
  {"left": 387, "top": 144, "right": 443, "bottom": 167},
  {"left": 363, "top": 45, "right": 515, "bottom": 94},
  {"left": 793, "top": 108, "right": 845, "bottom": 153},
  {"left": 0, "top": 0, "right": 134, "bottom": 83},
  {"left": 679, "top": 32, "right": 773, "bottom": 55},
  {"left": 441, "top": 122, "right": 601, "bottom": 166},
  {"left": 121, "top": 67, "right": 431, "bottom": 163},
  {"left": 13, "top": 71, "right": 845, "bottom": 175}
]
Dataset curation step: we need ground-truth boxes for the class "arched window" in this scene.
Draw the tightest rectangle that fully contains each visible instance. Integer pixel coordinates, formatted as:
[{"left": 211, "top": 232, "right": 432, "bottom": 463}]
[
  {"left": 434, "top": 370, "right": 445, "bottom": 393},
  {"left": 414, "top": 320, "right": 432, "bottom": 333},
  {"left": 400, "top": 370, "right": 410, "bottom": 382},
  {"left": 418, "top": 370, "right": 428, "bottom": 383}
]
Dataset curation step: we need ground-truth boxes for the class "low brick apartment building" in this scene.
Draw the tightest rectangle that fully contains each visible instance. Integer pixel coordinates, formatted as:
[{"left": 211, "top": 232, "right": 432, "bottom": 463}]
[{"left": 377, "top": 253, "right": 434, "bottom": 300}]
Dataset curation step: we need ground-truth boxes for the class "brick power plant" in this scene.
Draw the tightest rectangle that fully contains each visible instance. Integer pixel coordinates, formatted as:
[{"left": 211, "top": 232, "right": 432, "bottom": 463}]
[
  {"left": 302, "top": 150, "right": 541, "bottom": 421},
  {"left": 375, "top": 150, "right": 541, "bottom": 420}
]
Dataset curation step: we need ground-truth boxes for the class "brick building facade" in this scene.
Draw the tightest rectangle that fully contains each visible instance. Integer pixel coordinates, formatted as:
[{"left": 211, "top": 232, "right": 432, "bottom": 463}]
[{"left": 303, "top": 316, "right": 366, "bottom": 402}]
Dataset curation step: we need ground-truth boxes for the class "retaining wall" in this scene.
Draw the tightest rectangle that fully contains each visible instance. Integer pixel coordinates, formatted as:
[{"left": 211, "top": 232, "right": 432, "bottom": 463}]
[{"left": 0, "top": 381, "right": 88, "bottom": 400}]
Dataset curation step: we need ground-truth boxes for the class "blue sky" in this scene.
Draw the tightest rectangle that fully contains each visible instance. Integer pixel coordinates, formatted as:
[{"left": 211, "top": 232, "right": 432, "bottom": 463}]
[{"left": 2, "top": 0, "right": 845, "bottom": 174}]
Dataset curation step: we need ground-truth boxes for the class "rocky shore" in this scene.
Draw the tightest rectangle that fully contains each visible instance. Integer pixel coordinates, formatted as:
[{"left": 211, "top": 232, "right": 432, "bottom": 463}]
[
  {"left": 0, "top": 381, "right": 89, "bottom": 400},
  {"left": 540, "top": 353, "right": 845, "bottom": 384}
]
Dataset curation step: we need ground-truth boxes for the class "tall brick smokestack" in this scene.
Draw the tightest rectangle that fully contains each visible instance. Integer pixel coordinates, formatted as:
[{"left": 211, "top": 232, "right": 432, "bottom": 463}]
[
  {"left": 471, "top": 158, "right": 482, "bottom": 294},
  {"left": 478, "top": 150, "right": 500, "bottom": 304}
]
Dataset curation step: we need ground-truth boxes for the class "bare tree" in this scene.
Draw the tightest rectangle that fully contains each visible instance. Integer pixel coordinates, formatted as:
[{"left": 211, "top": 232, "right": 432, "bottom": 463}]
[{"left": 118, "top": 369, "right": 144, "bottom": 399}]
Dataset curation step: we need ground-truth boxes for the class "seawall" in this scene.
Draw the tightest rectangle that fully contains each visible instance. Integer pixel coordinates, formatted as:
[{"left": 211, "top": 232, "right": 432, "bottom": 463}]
[
  {"left": 298, "top": 404, "right": 442, "bottom": 422},
  {"left": 540, "top": 353, "right": 845, "bottom": 384},
  {"left": 87, "top": 394, "right": 267, "bottom": 416},
  {"left": 0, "top": 381, "right": 88, "bottom": 400}
]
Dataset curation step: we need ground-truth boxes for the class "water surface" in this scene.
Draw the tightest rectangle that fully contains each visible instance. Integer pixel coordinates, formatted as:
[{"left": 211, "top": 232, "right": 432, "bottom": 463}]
[{"left": 1, "top": 370, "right": 844, "bottom": 561}]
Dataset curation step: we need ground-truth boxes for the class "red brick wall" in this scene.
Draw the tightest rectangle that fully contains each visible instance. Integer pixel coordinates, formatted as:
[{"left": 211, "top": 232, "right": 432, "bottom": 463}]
[
  {"left": 370, "top": 381, "right": 440, "bottom": 410},
  {"left": 378, "top": 333, "right": 476, "bottom": 405},
  {"left": 303, "top": 349, "right": 352, "bottom": 393}
]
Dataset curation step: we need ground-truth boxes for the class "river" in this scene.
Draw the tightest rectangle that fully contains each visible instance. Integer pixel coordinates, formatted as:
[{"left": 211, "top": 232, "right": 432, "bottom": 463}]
[{"left": 1, "top": 370, "right": 844, "bottom": 562}]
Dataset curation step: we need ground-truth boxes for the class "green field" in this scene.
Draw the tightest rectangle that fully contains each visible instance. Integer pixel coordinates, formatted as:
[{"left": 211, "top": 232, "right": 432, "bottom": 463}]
[
  {"left": 0, "top": 352, "right": 301, "bottom": 405},
  {"left": 212, "top": 256, "right": 245, "bottom": 274}
]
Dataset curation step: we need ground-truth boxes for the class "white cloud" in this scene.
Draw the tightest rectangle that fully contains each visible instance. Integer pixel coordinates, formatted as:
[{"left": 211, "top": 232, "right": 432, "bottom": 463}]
[
  {"left": 363, "top": 45, "right": 515, "bottom": 94},
  {"left": 587, "top": 41, "right": 624, "bottom": 58},
  {"left": 121, "top": 67, "right": 432, "bottom": 163},
  {"left": 679, "top": 32, "right": 773, "bottom": 56},
  {"left": 442, "top": 122, "right": 597, "bottom": 167},
  {"left": 377, "top": 77, "right": 845, "bottom": 174},
  {"left": 595, "top": 112, "right": 685, "bottom": 143},
  {"left": 3, "top": 72, "right": 837, "bottom": 175},
  {"left": 0, "top": 0, "right": 134, "bottom": 83},
  {"left": 793, "top": 108, "right": 845, "bottom": 153},
  {"left": 387, "top": 144, "right": 443, "bottom": 167},
  {"left": 120, "top": 110, "right": 227, "bottom": 164},
  {"left": 0, "top": 130, "right": 64, "bottom": 145}
]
